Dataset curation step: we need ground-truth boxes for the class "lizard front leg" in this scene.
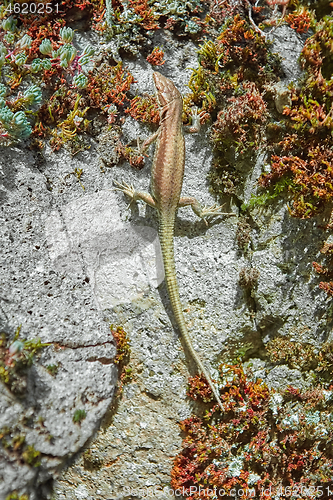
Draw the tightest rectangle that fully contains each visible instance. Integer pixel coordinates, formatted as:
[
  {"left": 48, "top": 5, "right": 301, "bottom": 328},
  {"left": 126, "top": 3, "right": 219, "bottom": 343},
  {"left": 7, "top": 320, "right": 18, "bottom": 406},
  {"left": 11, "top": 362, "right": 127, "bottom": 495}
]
[{"left": 114, "top": 180, "right": 157, "bottom": 209}]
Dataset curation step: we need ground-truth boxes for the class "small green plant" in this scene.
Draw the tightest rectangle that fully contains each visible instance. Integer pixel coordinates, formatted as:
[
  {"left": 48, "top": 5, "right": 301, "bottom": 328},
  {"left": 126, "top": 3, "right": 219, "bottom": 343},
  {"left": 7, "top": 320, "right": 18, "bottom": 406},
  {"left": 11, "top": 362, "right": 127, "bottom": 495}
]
[
  {"left": 46, "top": 364, "right": 59, "bottom": 376},
  {"left": 266, "top": 337, "right": 333, "bottom": 383},
  {"left": 0, "top": 16, "right": 95, "bottom": 144},
  {"left": 73, "top": 409, "right": 87, "bottom": 424},
  {"left": 111, "top": 325, "right": 131, "bottom": 364},
  {"left": 110, "top": 325, "right": 132, "bottom": 396}
]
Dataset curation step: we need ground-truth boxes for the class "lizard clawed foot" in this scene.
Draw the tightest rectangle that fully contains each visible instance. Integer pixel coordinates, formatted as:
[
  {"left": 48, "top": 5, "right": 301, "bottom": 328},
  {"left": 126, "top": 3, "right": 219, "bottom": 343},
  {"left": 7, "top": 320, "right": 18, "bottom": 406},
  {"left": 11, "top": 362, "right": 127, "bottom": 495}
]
[
  {"left": 113, "top": 180, "right": 137, "bottom": 208},
  {"left": 114, "top": 179, "right": 136, "bottom": 198},
  {"left": 200, "top": 204, "right": 236, "bottom": 224},
  {"left": 185, "top": 107, "right": 210, "bottom": 133}
]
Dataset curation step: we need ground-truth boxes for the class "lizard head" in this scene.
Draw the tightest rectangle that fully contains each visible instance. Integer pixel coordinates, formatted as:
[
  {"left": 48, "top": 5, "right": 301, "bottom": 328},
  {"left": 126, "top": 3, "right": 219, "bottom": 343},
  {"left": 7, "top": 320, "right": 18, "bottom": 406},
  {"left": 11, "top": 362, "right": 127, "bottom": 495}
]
[{"left": 153, "top": 71, "right": 182, "bottom": 108}]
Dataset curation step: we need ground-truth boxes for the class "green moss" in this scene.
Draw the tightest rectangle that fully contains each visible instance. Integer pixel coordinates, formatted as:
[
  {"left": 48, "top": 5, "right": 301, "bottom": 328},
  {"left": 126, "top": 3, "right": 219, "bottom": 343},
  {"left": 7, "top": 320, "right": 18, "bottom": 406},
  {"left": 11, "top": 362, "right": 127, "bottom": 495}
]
[
  {"left": 0, "top": 327, "right": 49, "bottom": 395},
  {"left": 266, "top": 337, "right": 333, "bottom": 383},
  {"left": 22, "top": 337, "right": 50, "bottom": 361},
  {"left": 259, "top": 15, "right": 333, "bottom": 219},
  {"left": 46, "top": 364, "right": 58, "bottom": 376},
  {"left": 73, "top": 409, "right": 87, "bottom": 424},
  {"left": 122, "top": 366, "right": 133, "bottom": 385},
  {"left": 241, "top": 176, "right": 296, "bottom": 211},
  {"left": 111, "top": 325, "right": 131, "bottom": 364},
  {"left": 83, "top": 448, "right": 103, "bottom": 471},
  {"left": 110, "top": 325, "right": 132, "bottom": 397},
  {"left": 173, "top": 362, "right": 333, "bottom": 497},
  {"left": 11, "top": 434, "right": 25, "bottom": 450},
  {"left": 1, "top": 424, "right": 44, "bottom": 471},
  {"left": 5, "top": 492, "right": 29, "bottom": 500},
  {"left": 185, "top": 15, "right": 282, "bottom": 204},
  {"left": 295, "top": 0, "right": 333, "bottom": 19},
  {"left": 21, "top": 444, "right": 41, "bottom": 467}
]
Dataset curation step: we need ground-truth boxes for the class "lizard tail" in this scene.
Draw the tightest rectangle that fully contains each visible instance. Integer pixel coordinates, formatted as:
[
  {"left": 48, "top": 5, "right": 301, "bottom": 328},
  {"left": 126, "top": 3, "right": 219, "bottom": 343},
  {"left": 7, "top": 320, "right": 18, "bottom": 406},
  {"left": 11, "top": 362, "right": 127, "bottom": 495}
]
[{"left": 159, "top": 217, "right": 224, "bottom": 411}]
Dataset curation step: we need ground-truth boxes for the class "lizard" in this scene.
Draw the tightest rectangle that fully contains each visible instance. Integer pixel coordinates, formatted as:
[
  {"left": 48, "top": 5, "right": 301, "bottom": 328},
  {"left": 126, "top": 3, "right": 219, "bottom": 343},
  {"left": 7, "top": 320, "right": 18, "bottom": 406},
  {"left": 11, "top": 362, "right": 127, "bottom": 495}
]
[{"left": 114, "top": 71, "right": 234, "bottom": 411}]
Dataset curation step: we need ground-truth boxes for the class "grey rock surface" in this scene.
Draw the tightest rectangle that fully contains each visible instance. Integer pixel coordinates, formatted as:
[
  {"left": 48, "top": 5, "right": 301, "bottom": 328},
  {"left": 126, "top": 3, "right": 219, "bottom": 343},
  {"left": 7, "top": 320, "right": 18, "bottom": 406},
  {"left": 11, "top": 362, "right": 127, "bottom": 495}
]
[
  {"left": 0, "top": 145, "right": 118, "bottom": 499},
  {"left": 0, "top": 21, "right": 331, "bottom": 500},
  {"left": 268, "top": 24, "right": 306, "bottom": 83},
  {"left": 52, "top": 26, "right": 332, "bottom": 500}
]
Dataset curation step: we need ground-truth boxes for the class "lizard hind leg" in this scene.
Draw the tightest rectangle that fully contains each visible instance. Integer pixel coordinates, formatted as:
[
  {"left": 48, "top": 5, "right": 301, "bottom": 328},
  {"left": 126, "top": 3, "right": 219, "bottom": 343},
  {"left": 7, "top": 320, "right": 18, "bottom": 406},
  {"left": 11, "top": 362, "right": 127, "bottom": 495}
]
[{"left": 178, "top": 196, "right": 235, "bottom": 224}]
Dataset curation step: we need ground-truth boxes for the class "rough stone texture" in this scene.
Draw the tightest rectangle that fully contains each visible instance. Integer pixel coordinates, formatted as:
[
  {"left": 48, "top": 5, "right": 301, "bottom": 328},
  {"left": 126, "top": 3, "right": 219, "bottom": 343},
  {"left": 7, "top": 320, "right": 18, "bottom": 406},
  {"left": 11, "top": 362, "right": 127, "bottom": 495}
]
[
  {"left": 45, "top": 191, "right": 163, "bottom": 310},
  {"left": 0, "top": 22, "right": 331, "bottom": 500},
  {"left": 268, "top": 24, "right": 306, "bottom": 83},
  {"left": 0, "top": 145, "right": 118, "bottom": 499}
]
